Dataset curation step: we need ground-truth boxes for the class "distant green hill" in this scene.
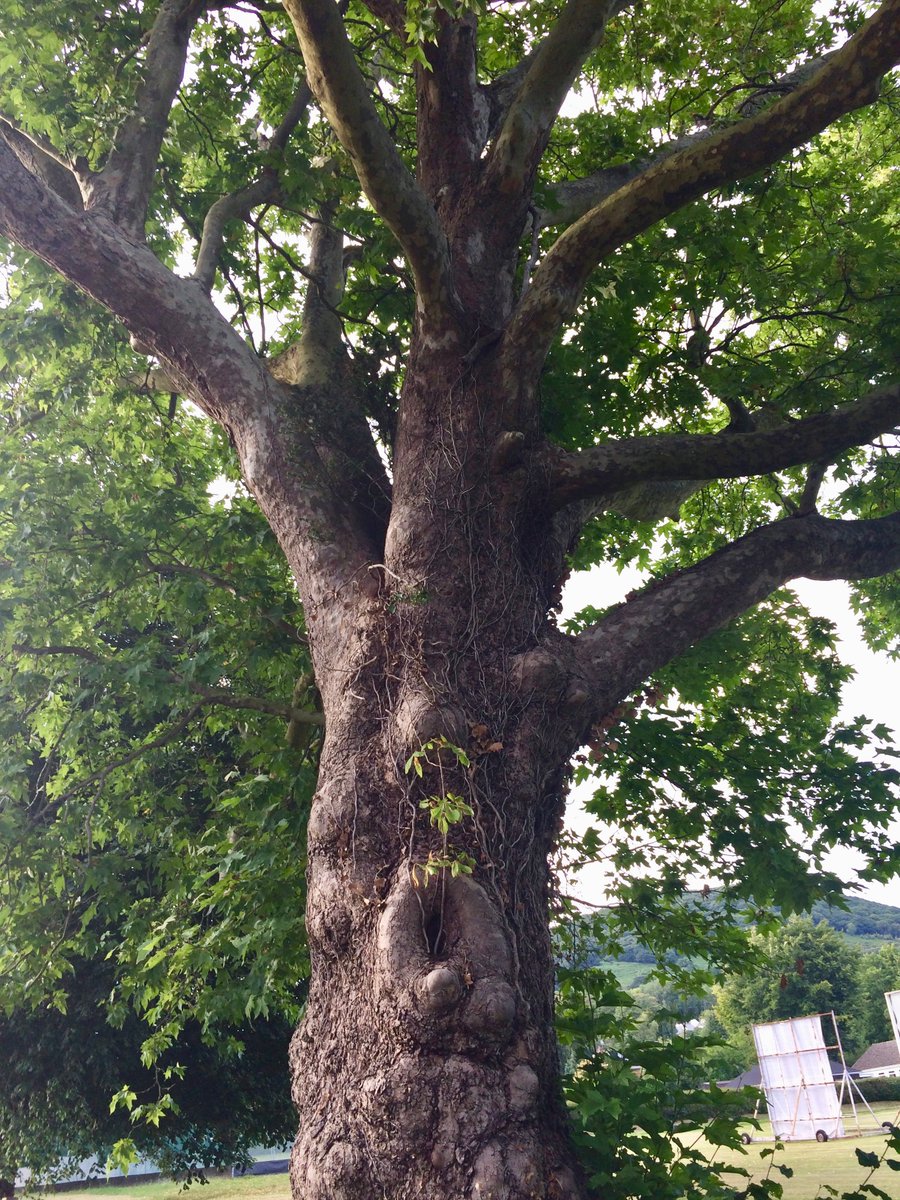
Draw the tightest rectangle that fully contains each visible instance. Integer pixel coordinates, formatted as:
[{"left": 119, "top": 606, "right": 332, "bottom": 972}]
[
  {"left": 590, "top": 893, "right": 899, "bottom": 968},
  {"left": 809, "top": 895, "right": 900, "bottom": 939}
]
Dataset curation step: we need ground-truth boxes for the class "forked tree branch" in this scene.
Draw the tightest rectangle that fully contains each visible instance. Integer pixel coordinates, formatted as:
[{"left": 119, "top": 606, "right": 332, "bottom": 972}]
[
  {"left": 481, "top": 54, "right": 537, "bottom": 142},
  {"left": 482, "top": 0, "right": 627, "bottom": 201},
  {"left": 358, "top": 0, "right": 406, "bottom": 37},
  {"left": 547, "top": 381, "right": 900, "bottom": 508},
  {"left": 0, "top": 116, "right": 83, "bottom": 208},
  {"left": 504, "top": 0, "right": 900, "bottom": 384},
  {"left": 415, "top": 13, "right": 487, "bottom": 205},
  {"left": 269, "top": 203, "right": 394, "bottom": 536},
  {"left": 0, "top": 137, "right": 257, "bottom": 427},
  {"left": 282, "top": 0, "right": 457, "bottom": 323},
  {"left": 0, "top": 139, "right": 380, "bottom": 590},
  {"left": 193, "top": 77, "right": 312, "bottom": 292},
  {"left": 572, "top": 511, "right": 900, "bottom": 722},
  {"left": 86, "top": 0, "right": 206, "bottom": 237}
]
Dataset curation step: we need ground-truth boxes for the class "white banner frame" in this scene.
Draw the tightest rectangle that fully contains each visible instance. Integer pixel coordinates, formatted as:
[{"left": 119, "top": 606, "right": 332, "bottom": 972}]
[
  {"left": 886, "top": 990, "right": 900, "bottom": 1058},
  {"left": 752, "top": 1014, "right": 845, "bottom": 1142}
]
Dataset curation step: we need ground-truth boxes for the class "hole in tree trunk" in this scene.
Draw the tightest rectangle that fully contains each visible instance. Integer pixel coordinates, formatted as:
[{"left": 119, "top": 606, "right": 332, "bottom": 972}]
[{"left": 423, "top": 909, "right": 446, "bottom": 958}]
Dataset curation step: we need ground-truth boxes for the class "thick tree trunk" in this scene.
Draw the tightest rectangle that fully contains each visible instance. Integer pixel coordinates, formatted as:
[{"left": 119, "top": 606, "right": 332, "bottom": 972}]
[
  {"left": 289, "top": 730, "right": 581, "bottom": 1200},
  {"left": 276, "top": 348, "right": 590, "bottom": 1198}
]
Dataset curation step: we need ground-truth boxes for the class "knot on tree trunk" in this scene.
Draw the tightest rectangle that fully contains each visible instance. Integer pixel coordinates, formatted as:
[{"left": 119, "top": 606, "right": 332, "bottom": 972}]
[
  {"left": 394, "top": 693, "right": 469, "bottom": 752},
  {"left": 375, "top": 870, "right": 517, "bottom": 1046},
  {"left": 421, "top": 964, "right": 464, "bottom": 1011},
  {"left": 491, "top": 429, "right": 526, "bottom": 472},
  {"left": 511, "top": 645, "right": 592, "bottom": 731}
]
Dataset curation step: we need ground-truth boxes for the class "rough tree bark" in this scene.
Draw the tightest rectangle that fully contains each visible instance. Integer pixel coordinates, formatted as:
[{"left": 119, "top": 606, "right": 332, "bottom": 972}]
[{"left": 3, "top": 0, "right": 900, "bottom": 1196}]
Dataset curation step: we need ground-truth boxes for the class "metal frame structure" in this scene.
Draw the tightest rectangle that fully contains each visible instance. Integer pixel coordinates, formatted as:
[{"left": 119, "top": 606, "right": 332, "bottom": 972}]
[
  {"left": 747, "top": 1011, "right": 890, "bottom": 1144},
  {"left": 886, "top": 989, "right": 900, "bottom": 1058}
]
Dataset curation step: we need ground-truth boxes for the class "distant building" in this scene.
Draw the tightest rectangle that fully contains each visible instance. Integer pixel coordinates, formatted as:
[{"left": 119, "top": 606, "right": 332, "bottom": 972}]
[
  {"left": 717, "top": 1059, "right": 849, "bottom": 1090},
  {"left": 850, "top": 1040, "right": 900, "bottom": 1079}
]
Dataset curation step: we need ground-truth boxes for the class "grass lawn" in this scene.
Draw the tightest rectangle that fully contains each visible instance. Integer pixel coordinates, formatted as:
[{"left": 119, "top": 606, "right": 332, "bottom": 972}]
[
  {"left": 51, "top": 1102, "right": 900, "bottom": 1200},
  {"left": 59, "top": 1176, "right": 289, "bottom": 1200},
  {"left": 685, "top": 1100, "right": 900, "bottom": 1199},
  {"left": 603, "top": 961, "right": 650, "bottom": 988}
]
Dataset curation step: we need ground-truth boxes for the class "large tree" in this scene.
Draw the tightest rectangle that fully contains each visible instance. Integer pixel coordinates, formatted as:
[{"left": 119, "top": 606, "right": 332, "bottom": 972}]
[
  {"left": 712, "top": 918, "right": 862, "bottom": 1064},
  {"left": 0, "top": 958, "right": 297, "bottom": 1185},
  {"left": 847, "top": 942, "right": 900, "bottom": 1051},
  {"left": 2, "top": 1, "right": 900, "bottom": 1196}
]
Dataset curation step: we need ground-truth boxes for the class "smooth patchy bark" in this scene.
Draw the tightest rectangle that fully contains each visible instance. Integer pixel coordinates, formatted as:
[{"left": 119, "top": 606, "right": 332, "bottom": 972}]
[
  {"left": 0, "top": 116, "right": 83, "bottom": 208},
  {"left": 2, "top": 1, "right": 900, "bottom": 1196},
  {"left": 504, "top": 0, "right": 900, "bottom": 383},
  {"left": 283, "top": 0, "right": 458, "bottom": 324},
  {"left": 534, "top": 50, "right": 847, "bottom": 230},
  {"left": 547, "top": 382, "right": 900, "bottom": 508},
  {"left": 481, "top": 0, "right": 627, "bottom": 205},
  {"left": 84, "top": 0, "right": 207, "bottom": 236}
]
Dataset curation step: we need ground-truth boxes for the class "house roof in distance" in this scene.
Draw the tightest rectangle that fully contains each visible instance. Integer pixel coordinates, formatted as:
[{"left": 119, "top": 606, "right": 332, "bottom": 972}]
[
  {"left": 718, "top": 1059, "right": 848, "bottom": 1090},
  {"left": 851, "top": 1040, "right": 900, "bottom": 1076}
]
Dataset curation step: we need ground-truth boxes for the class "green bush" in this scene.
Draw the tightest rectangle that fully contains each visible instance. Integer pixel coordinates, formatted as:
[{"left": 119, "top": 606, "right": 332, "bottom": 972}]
[{"left": 854, "top": 1077, "right": 900, "bottom": 1105}]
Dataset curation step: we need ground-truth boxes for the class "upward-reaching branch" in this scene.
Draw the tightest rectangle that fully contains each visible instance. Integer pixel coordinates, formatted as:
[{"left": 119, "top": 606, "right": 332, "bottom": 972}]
[
  {"left": 270, "top": 205, "right": 393, "bottom": 542},
  {"left": 85, "top": 0, "right": 205, "bottom": 238},
  {"left": 532, "top": 53, "right": 846, "bottom": 231},
  {"left": 0, "top": 116, "right": 83, "bottom": 209},
  {"left": 194, "top": 78, "right": 312, "bottom": 293},
  {"left": 570, "top": 511, "right": 900, "bottom": 723},
  {"left": 481, "top": 0, "right": 626, "bottom": 203},
  {"left": 504, "top": 0, "right": 900, "bottom": 386},
  {"left": 0, "top": 137, "right": 260, "bottom": 432},
  {"left": 282, "top": 0, "right": 457, "bottom": 325}
]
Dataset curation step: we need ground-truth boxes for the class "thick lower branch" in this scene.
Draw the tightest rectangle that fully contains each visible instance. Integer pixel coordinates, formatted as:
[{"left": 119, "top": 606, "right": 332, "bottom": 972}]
[
  {"left": 570, "top": 511, "right": 900, "bottom": 721},
  {"left": 0, "top": 143, "right": 379, "bottom": 598},
  {"left": 547, "top": 381, "right": 900, "bottom": 507}
]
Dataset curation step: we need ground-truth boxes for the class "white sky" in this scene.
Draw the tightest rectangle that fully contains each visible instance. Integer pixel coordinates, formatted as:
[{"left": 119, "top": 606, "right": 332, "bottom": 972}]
[{"left": 561, "top": 565, "right": 899, "bottom": 909}]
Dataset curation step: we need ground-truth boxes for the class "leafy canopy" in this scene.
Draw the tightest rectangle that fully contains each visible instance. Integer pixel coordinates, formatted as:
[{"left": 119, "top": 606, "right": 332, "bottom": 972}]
[{"left": 1, "top": 0, "right": 900, "bottom": 1193}]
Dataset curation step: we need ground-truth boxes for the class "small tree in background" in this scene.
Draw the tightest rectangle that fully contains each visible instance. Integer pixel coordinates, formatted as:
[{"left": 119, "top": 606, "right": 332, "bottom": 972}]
[
  {"left": 847, "top": 942, "right": 900, "bottom": 1053},
  {"left": 712, "top": 918, "right": 861, "bottom": 1063}
]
